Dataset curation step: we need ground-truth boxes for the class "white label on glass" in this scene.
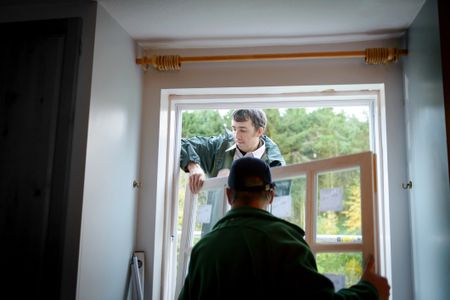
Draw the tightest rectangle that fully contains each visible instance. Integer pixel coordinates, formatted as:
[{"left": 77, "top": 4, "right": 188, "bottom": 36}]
[
  {"left": 272, "top": 195, "right": 292, "bottom": 218},
  {"left": 197, "top": 204, "right": 212, "bottom": 224},
  {"left": 319, "top": 187, "right": 344, "bottom": 212},
  {"left": 324, "top": 273, "right": 345, "bottom": 291}
]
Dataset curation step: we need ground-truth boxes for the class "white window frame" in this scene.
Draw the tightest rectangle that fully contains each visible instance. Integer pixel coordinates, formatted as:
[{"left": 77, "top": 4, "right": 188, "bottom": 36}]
[{"left": 155, "top": 84, "right": 391, "bottom": 300}]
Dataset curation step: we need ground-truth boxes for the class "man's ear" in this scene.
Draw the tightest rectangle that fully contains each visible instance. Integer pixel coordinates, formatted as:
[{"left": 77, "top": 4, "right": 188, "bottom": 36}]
[
  {"left": 256, "top": 126, "right": 264, "bottom": 137},
  {"left": 226, "top": 188, "right": 233, "bottom": 205},
  {"left": 267, "top": 189, "right": 275, "bottom": 204}
]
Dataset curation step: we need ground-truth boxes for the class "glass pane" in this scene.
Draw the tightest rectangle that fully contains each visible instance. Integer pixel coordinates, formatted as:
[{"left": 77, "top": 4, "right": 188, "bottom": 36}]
[
  {"left": 270, "top": 176, "right": 306, "bottom": 229},
  {"left": 181, "top": 107, "right": 370, "bottom": 166},
  {"left": 176, "top": 171, "right": 188, "bottom": 273},
  {"left": 273, "top": 106, "right": 370, "bottom": 165},
  {"left": 192, "top": 187, "right": 227, "bottom": 246},
  {"left": 316, "top": 167, "right": 362, "bottom": 244},
  {"left": 316, "top": 252, "right": 363, "bottom": 289}
]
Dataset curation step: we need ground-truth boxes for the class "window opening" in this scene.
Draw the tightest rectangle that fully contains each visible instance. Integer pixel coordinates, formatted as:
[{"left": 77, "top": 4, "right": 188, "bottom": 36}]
[
  {"left": 158, "top": 86, "right": 389, "bottom": 300},
  {"left": 174, "top": 104, "right": 374, "bottom": 297}
]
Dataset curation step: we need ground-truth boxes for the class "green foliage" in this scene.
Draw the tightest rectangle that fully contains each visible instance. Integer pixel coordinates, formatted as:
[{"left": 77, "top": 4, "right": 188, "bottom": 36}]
[
  {"left": 182, "top": 110, "right": 227, "bottom": 138},
  {"left": 275, "top": 108, "right": 369, "bottom": 164},
  {"left": 316, "top": 169, "right": 362, "bottom": 237},
  {"left": 316, "top": 253, "right": 363, "bottom": 288},
  {"left": 318, "top": 212, "right": 339, "bottom": 235},
  {"left": 343, "top": 185, "right": 362, "bottom": 234}
]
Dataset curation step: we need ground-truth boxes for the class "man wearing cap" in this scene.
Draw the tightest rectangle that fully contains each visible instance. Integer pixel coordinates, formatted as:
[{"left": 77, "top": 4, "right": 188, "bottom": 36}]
[{"left": 178, "top": 157, "right": 390, "bottom": 300}]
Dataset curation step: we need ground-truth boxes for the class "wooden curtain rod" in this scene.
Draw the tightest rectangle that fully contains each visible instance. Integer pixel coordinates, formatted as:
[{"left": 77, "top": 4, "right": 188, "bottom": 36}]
[{"left": 136, "top": 48, "right": 408, "bottom": 71}]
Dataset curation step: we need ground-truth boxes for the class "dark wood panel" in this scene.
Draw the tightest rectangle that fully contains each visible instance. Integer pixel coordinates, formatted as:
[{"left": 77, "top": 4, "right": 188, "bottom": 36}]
[
  {"left": 438, "top": 0, "right": 450, "bottom": 179},
  {"left": 0, "top": 18, "right": 82, "bottom": 299}
]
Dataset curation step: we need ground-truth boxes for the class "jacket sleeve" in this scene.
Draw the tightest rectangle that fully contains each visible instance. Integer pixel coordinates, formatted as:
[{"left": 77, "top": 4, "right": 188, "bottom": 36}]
[
  {"left": 180, "top": 135, "right": 227, "bottom": 175},
  {"left": 177, "top": 275, "right": 190, "bottom": 300},
  {"left": 335, "top": 280, "right": 378, "bottom": 300},
  {"left": 262, "top": 135, "right": 286, "bottom": 166},
  {"left": 273, "top": 228, "right": 378, "bottom": 300},
  {"left": 262, "top": 135, "right": 291, "bottom": 196}
]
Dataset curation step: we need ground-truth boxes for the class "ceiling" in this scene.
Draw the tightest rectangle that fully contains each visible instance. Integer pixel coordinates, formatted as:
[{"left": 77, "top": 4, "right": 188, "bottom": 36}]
[{"left": 98, "top": 0, "right": 425, "bottom": 49}]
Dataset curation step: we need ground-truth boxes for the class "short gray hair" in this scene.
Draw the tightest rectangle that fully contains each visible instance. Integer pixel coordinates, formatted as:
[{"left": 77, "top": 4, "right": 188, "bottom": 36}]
[{"left": 232, "top": 109, "right": 267, "bottom": 130}]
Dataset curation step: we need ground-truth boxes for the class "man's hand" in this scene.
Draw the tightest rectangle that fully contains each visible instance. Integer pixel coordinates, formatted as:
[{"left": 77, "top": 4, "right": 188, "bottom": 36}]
[
  {"left": 187, "top": 163, "right": 206, "bottom": 194},
  {"left": 361, "top": 255, "right": 390, "bottom": 300},
  {"left": 217, "top": 169, "right": 230, "bottom": 177}
]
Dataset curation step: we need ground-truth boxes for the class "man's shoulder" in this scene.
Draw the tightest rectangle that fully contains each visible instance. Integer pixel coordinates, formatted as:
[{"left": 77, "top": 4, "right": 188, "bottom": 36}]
[
  {"left": 182, "top": 133, "right": 233, "bottom": 145},
  {"left": 262, "top": 135, "right": 276, "bottom": 144},
  {"left": 261, "top": 135, "right": 280, "bottom": 151},
  {"left": 261, "top": 135, "right": 285, "bottom": 166},
  {"left": 216, "top": 207, "right": 305, "bottom": 236}
]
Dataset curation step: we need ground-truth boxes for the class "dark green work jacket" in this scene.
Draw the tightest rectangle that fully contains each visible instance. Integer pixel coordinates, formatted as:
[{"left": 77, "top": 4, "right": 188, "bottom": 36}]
[
  {"left": 178, "top": 207, "right": 378, "bottom": 300},
  {"left": 180, "top": 133, "right": 285, "bottom": 178}
]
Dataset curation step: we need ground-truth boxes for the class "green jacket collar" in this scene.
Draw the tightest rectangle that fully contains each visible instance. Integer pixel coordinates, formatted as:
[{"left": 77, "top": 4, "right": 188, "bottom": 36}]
[{"left": 213, "top": 206, "right": 305, "bottom": 237}]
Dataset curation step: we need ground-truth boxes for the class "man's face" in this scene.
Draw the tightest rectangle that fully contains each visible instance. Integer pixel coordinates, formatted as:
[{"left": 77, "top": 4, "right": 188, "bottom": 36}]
[{"left": 231, "top": 119, "right": 264, "bottom": 153}]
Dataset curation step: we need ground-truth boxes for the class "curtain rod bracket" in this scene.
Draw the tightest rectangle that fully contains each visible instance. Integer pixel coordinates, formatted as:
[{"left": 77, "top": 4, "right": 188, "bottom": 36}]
[
  {"left": 137, "top": 54, "right": 181, "bottom": 72},
  {"left": 365, "top": 48, "right": 402, "bottom": 64}
]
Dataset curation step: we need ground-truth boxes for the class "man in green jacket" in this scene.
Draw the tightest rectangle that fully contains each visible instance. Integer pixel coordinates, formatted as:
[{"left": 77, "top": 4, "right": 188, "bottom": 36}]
[
  {"left": 180, "top": 109, "right": 285, "bottom": 194},
  {"left": 180, "top": 109, "right": 289, "bottom": 234},
  {"left": 178, "top": 157, "right": 390, "bottom": 300}
]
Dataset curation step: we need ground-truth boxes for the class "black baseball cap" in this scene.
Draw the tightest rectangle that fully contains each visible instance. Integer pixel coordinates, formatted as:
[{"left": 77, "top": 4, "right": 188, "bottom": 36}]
[{"left": 227, "top": 157, "right": 275, "bottom": 192}]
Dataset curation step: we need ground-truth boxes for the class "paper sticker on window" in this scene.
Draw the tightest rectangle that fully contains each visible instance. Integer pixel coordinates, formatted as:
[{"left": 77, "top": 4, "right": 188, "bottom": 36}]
[
  {"left": 271, "top": 195, "right": 292, "bottom": 218},
  {"left": 319, "top": 187, "right": 343, "bottom": 212},
  {"left": 324, "top": 273, "right": 345, "bottom": 290},
  {"left": 197, "top": 204, "right": 212, "bottom": 224}
]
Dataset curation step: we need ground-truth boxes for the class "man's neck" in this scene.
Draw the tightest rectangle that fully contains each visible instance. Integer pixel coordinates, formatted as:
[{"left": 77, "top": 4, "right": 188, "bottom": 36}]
[
  {"left": 237, "top": 139, "right": 262, "bottom": 155},
  {"left": 231, "top": 200, "right": 267, "bottom": 210}
]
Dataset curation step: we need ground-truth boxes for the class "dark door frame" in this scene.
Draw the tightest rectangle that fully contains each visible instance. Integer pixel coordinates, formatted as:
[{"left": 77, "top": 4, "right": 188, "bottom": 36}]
[
  {"left": 0, "top": 18, "right": 82, "bottom": 299},
  {"left": 438, "top": 0, "right": 450, "bottom": 179}
]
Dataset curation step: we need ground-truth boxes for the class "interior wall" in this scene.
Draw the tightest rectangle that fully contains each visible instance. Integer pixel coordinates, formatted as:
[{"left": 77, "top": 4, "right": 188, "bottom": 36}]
[
  {"left": 0, "top": 2, "right": 97, "bottom": 299},
  {"left": 76, "top": 4, "right": 142, "bottom": 300},
  {"left": 139, "top": 39, "right": 413, "bottom": 300},
  {"left": 403, "top": 0, "right": 450, "bottom": 299}
]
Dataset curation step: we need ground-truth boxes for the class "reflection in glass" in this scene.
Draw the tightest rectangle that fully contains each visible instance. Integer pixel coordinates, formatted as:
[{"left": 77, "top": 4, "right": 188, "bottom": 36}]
[
  {"left": 193, "top": 187, "right": 227, "bottom": 245},
  {"left": 270, "top": 176, "right": 306, "bottom": 230},
  {"left": 316, "top": 167, "right": 362, "bottom": 244},
  {"left": 316, "top": 252, "right": 363, "bottom": 289}
]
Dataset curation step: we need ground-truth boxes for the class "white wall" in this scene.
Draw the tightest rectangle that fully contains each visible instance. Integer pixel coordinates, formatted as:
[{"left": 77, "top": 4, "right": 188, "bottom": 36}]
[
  {"left": 138, "top": 39, "right": 413, "bottom": 299},
  {"left": 77, "top": 4, "right": 142, "bottom": 300},
  {"left": 404, "top": 0, "right": 450, "bottom": 299}
]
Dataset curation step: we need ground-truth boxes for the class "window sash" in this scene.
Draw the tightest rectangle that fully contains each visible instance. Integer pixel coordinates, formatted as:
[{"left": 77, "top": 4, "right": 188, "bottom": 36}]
[{"left": 176, "top": 151, "right": 377, "bottom": 296}]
